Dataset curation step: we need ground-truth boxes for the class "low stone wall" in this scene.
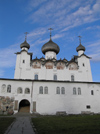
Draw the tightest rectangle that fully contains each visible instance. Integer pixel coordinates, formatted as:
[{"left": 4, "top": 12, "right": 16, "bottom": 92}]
[
  {"left": 56, "top": 111, "right": 67, "bottom": 115},
  {"left": 0, "top": 96, "right": 14, "bottom": 115},
  {"left": 81, "top": 111, "right": 94, "bottom": 115}
]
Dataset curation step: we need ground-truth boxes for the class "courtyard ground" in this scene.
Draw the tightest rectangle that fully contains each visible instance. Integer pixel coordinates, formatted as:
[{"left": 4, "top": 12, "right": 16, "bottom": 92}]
[
  {"left": 0, "top": 117, "right": 15, "bottom": 134},
  {"left": 1, "top": 114, "right": 100, "bottom": 134},
  {"left": 32, "top": 114, "right": 100, "bottom": 134}
]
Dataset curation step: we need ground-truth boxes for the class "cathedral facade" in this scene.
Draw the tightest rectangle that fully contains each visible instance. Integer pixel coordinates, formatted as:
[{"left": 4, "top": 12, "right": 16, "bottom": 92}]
[{"left": 0, "top": 34, "right": 100, "bottom": 115}]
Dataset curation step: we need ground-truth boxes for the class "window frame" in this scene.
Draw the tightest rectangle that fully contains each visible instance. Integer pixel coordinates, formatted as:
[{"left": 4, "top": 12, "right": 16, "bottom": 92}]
[
  {"left": 71, "top": 75, "right": 74, "bottom": 81},
  {"left": 25, "top": 88, "right": 30, "bottom": 94},
  {"left": 34, "top": 74, "right": 38, "bottom": 80},
  {"left": 56, "top": 87, "right": 60, "bottom": 94},
  {"left": 44, "top": 86, "right": 48, "bottom": 94},
  {"left": 23, "top": 60, "right": 25, "bottom": 63},
  {"left": 17, "top": 87, "right": 23, "bottom": 94},
  {"left": 73, "top": 87, "right": 76, "bottom": 95},
  {"left": 39, "top": 86, "right": 43, "bottom": 94},
  {"left": 91, "top": 90, "right": 94, "bottom": 95},
  {"left": 53, "top": 74, "right": 57, "bottom": 80},
  {"left": 7, "top": 85, "right": 11, "bottom": 93},
  {"left": 78, "top": 87, "right": 81, "bottom": 95},
  {"left": 61, "top": 87, "right": 65, "bottom": 94}
]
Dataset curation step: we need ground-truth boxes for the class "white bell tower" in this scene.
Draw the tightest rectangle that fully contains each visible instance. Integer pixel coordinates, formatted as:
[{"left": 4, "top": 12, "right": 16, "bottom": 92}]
[{"left": 14, "top": 33, "right": 32, "bottom": 79}]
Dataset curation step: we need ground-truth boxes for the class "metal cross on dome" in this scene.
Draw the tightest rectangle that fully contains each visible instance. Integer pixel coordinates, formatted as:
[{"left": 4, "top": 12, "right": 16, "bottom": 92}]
[
  {"left": 78, "top": 36, "right": 82, "bottom": 44},
  {"left": 24, "top": 32, "right": 29, "bottom": 41},
  {"left": 48, "top": 28, "right": 53, "bottom": 39}
]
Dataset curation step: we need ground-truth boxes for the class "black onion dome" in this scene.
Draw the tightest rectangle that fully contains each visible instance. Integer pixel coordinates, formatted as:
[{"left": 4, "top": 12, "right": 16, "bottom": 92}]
[
  {"left": 42, "top": 39, "right": 60, "bottom": 54},
  {"left": 76, "top": 43, "right": 85, "bottom": 52},
  {"left": 20, "top": 40, "right": 30, "bottom": 49}
]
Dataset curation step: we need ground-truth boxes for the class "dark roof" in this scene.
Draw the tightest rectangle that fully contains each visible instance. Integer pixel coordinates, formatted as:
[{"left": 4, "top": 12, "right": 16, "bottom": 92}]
[
  {"left": 41, "top": 39, "right": 60, "bottom": 54},
  {"left": 76, "top": 43, "right": 85, "bottom": 52},
  {"left": 73, "top": 54, "right": 91, "bottom": 59},
  {"left": 79, "top": 53, "right": 91, "bottom": 59},
  {"left": 15, "top": 50, "right": 33, "bottom": 55},
  {"left": 0, "top": 78, "right": 100, "bottom": 84},
  {"left": 20, "top": 40, "right": 30, "bottom": 49}
]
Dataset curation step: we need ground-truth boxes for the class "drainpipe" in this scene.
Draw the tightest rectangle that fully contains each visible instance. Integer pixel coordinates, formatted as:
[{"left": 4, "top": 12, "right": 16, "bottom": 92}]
[{"left": 31, "top": 80, "right": 34, "bottom": 113}]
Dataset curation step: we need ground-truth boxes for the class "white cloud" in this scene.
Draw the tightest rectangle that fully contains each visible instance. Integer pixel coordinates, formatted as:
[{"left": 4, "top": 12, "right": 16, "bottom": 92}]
[
  {"left": 26, "top": 0, "right": 100, "bottom": 33},
  {"left": 0, "top": 44, "right": 19, "bottom": 68},
  {"left": 87, "top": 40, "right": 100, "bottom": 47},
  {"left": 87, "top": 40, "right": 100, "bottom": 62},
  {"left": 86, "top": 25, "right": 100, "bottom": 30},
  {"left": 28, "top": 28, "right": 47, "bottom": 40},
  {"left": 26, "top": 0, "right": 47, "bottom": 12}
]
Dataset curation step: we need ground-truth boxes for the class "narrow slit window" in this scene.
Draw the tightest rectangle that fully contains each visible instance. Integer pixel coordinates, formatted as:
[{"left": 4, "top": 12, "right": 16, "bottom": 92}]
[
  {"left": 23, "top": 60, "right": 25, "bottom": 63},
  {"left": 83, "top": 63, "right": 85, "bottom": 67},
  {"left": 91, "top": 90, "right": 94, "bottom": 95}
]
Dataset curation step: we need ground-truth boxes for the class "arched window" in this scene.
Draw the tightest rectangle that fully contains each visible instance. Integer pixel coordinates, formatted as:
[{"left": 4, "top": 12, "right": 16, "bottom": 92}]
[
  {"left": 17, "top": 87, "right": 22, "bottom": 94},
  {"left": 39, "top": 86, "right": 43, "bottom": 94},
  {"left": 34, "top": 74, "right": 38, "bottom": 80},
  {"left": 71, "top": 75, "right": 74, "bottom": 81},
  {"left": 1, "top": 84, "right": 6, "bottom": 92},
  {"left": 56, "top": 87, "right": 60, "bottom": 94},
  {"left": 25, "top": 88, "right": 30, "bottom": 94},
  {"left": 7, "top": 85, "right": 11, "bottom": 93},
  {"left": 44, "top": 86, "right": 48, "bottom": 94},
  {"left": 54, "top": 75, "right": 57, "bottom": 80},
  {"left": 61, "top": 87, "right": 65, "bottom": 94},
  {"left": 73, "top": 87, "right": 76, "bottom": 95},
  {"left": 78, "top": 87, "right": 81, "bottom": 95}
]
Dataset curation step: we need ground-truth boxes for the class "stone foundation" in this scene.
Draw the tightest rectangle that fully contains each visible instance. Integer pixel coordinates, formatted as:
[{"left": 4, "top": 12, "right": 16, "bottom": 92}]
[{"left": 0, "top": 96, "right": 14, "bottom": 115}]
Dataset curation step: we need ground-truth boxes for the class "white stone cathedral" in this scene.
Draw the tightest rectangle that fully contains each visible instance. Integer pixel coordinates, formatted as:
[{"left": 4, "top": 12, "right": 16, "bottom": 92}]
[{"left": 0, "top": 32, "right": 100, "bottom": 115}]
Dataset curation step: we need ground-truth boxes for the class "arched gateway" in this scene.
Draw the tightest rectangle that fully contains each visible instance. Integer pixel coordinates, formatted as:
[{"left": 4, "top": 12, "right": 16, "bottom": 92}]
[{"left": 19, "top": 99, "right": 30, "bottom": 113}]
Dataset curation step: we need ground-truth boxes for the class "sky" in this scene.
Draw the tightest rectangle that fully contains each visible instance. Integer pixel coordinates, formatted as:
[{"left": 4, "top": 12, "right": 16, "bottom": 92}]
[{"left": 0, "top": 0, "right": 100, "bottom": 82}]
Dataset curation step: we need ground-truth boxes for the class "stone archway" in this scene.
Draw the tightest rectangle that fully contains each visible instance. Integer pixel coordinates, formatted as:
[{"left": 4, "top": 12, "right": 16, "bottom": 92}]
[{"left": 19, "top": 99, "right": 30, "bottom": 113}]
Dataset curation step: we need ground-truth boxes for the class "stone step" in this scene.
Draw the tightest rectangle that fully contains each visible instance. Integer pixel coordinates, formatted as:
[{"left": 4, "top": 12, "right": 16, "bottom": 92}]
[
  {"left": 13, "top": 112, "right": 31, "bottom": 117},
  {"left": 19, "top": 106, "right": 30, "bottom": 113}
]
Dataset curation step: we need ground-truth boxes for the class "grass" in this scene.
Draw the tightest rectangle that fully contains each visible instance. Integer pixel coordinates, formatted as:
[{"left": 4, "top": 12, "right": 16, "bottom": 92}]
[
  {"left": 0, "top": 117, "right": 15, "bottom": 134},
  {"left": 32, "top": 114, "right": 100, "bottom": 134}
]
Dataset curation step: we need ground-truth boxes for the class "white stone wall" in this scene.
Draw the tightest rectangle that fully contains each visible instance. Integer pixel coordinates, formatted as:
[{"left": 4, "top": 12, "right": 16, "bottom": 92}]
[
  {"left": 77, "top": 55, "right": 92, "bottom": 81},
  {"left": 0, "top": 79, "right": 100, "bottom": 114},
  {"left": 14, "top": 51, "right": 31, "bottom": 79},
  {"left": 14, "top": 39, "right": 93, "bottom": 83},
  {"left": 14, "top": 50, "right": 93, "bottom": 82},
  {"left": 0, "top": 79, "right": 32, "bottom": 113},
  {"left": 32, "top": 81, "right": 100, "bottom": 114},
  {"left": 45, "top": 51, "right": 57, "bottom": 59}
]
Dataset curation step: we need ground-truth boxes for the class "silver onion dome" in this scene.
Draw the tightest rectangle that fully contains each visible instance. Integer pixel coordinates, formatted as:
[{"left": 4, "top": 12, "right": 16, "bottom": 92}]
[
  {"left": 42, "top": 39, "right": 60, "bottom": 54},
  {"left": 20, "top": 40, "right": 30, "bottom": 49},
  {"left": 76, "top": 43, "right": 85, "bottom": 52}
]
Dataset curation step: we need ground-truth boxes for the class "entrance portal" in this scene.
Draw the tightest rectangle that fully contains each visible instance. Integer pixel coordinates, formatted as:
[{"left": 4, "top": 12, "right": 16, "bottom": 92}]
[{"left": 19, "top": 99, "right": 30, "bottom": 113}]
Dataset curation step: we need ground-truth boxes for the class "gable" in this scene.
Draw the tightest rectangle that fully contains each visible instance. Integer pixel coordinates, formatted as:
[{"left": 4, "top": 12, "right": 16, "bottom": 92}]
[
  {"left": 45, "top": 61, "right": 53, "bottom": 69},
  {"left": 32, "top": 61, "right": 41, "bottom": 69},
  {"left": 56, "top": 62, "right": 65, "bottom": 70},
  {"left": 69, "top": 62, "right": 78, "bottom": 70}
]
